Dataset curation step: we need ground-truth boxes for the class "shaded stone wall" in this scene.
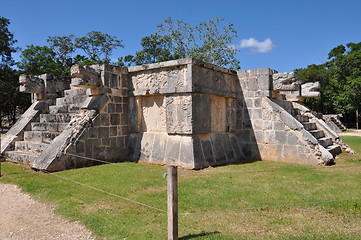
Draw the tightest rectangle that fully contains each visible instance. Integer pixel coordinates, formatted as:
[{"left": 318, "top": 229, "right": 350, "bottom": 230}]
[{"left": 237, "top": 69, "right": 329, "bottom": 165}]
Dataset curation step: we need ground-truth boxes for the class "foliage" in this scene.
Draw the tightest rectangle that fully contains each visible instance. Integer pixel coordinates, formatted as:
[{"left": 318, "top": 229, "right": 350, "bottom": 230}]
[
  {"left": 121, "top": 17, "right": 240, "bottom": 70},
  {"left": 0, "top": 17, "right": 30, "bottom": 127},
  {"left": 297, "top": 42, "right": 361, "bottom": 124},
  {"left": 18, "top": 31, "right": 124, "bottom": 76},
  {"left": 47, "top": 34, "right": 75, "bottom": 68},
  {"left": 119, "top": 33, "right": 174, "bottom": 66},
  {"left": 0, "top": 17, "right": 18, "bottom": 67},
  {"left": 191, "top": 18, "right": 240, "bottom": 69},
  {"left": 17, "top": 45, "right": 66, "bottom": 75},
  {"left": 1, "top": 136, "right": 361, "bottom": 239},
  {"left": 74, "top": 31, "right": 124, "bottom": 64}
]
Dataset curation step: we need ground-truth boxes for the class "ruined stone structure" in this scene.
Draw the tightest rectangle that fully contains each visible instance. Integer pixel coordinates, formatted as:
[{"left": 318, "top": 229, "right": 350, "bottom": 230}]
[
  {"left": 322, "top": 114, "right": 347, "bottom": 132},
  {"left": 1, "top": 58, "right": 352, "bottom": 171}
]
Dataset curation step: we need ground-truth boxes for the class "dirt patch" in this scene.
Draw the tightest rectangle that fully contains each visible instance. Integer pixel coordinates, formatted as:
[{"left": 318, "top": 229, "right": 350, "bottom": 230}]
[
  {"left": 339, "top": 129, "right": 361, "bottom": 137},
  {"left": 0, "top": 183, "right": 95, "bottom": 240}
]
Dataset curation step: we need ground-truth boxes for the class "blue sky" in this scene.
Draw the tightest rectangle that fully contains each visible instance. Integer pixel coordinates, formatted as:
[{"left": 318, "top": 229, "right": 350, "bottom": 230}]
[{"left": 1, "top": 0, "right": 360, "bottom": 72}]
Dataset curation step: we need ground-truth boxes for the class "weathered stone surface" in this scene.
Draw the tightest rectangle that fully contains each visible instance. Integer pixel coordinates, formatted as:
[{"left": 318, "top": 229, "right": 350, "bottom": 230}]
[
  {"left": 19, "top": 74, "right": 70, "bottom": 100},
  {"left": 200, "top": 136, "right": 215, "bottom": 165},
  {"left": 163, "top": 135, "right": 181, "bottom": 165},
  {"left": 301, "top": 82, "right": 320, "bottom": 97},
  {"left": 166, "top": 95, "right": 192, "bottom": 134},
  {"left": 129, "top": 64, "right": 190, "bottom": 95},
  {"left": 1, "top": 101, "right": 45, "bottom": 155},
  {"left": 192, "top": 94, "right": 211, "bottom": 133},
  {"left": 71, "top": 65, "right": 101, "bottom": 88},
  {"left": 150, "top": 133, "right": 167, "bottom": 164},
  {"left": 272, "top": 71, "right": 300, "bottom": 91},
  {"left": 4, "top": 59, "right": 347, "bottom": 172}
]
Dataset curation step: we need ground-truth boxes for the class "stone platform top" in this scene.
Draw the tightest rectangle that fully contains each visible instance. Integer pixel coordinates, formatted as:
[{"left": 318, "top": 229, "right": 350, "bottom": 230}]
[{"left": 128, "top": 58, "right": 237, "bottom": 75}]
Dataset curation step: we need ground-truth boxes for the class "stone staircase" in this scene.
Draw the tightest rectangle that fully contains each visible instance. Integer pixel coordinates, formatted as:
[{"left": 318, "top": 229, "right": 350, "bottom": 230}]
[
  {"left": 5, "top": 88, "right": 88, "bottom": 167},
  {"left": 330, "top": 116, "right": 347, "bottom": 131},
  {"left": 292, "top": 108, "right": 342, "bottom": 157}
]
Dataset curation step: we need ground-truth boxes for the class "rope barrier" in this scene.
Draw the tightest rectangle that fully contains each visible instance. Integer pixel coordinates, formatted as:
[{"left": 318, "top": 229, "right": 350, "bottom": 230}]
[
  {"left": 63, "top": 153, "right": 166, "bottom": 175},
  {"left": 43, "top": 170, "right": 167, "bottom": 213},
  {"left": 1, "top": 161, "right": 359, "bottom": 216},
  {"left": 64, "top": 152, "right": 361, "bottom": 178}
]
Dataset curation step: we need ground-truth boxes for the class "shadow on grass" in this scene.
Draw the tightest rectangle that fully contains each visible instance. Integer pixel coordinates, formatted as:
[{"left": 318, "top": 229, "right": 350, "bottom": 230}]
[{"left": 180, "top": 231, "right": 221, "bottom": 240}]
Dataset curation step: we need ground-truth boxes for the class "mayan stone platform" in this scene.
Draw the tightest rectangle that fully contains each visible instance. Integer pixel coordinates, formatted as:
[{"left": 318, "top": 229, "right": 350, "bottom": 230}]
[{"left": 1, "top": 58, "right": 352, "bottom": 171}]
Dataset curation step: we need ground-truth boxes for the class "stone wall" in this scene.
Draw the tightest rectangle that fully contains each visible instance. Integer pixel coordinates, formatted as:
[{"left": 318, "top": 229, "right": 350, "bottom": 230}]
[
  {"left": 2, "top": 58, "right": 344, "bottom": 171},
  {"left": 126, "top": 58, "right": 241, "bottom": 169},
  {"left": 237, "top": 68, "right": 333, "bottom": 165},
  {"left": 64, "top": 65, "right": 130, "bottom": 167},
  {"left": 29, "top": 65, "right": 131, "bottom": 171}
]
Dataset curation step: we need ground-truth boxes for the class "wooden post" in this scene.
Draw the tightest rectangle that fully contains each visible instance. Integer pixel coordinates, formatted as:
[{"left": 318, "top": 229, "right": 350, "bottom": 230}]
[
  {"left": 356, "top": 110, "right": 359, "bottom": 129},
  {"left": 167, "top": 165, "right": 178, "bottom": 240}
]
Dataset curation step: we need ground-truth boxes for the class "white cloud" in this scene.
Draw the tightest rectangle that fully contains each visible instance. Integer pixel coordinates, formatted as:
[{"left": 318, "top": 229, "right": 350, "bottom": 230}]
[{"left": 237, "top": 37, "right": 275, "bottom": 53}]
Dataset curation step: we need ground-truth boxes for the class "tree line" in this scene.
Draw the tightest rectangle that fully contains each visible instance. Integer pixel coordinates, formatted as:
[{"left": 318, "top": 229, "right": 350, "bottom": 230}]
[
  {"left": 297, "top": 43, "right": 361, "bottom": 127},
  {"left": 0, "top": 17, "right": 240, "bottom": 127},
  {"left": 0, "top": 16, "right": 360, "bottom": 127}
]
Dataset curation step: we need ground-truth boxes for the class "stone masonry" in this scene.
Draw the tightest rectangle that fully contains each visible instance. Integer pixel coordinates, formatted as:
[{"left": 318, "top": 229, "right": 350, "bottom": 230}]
[{"left": 0, "top": 58, "right": 352, "bottom": 171}]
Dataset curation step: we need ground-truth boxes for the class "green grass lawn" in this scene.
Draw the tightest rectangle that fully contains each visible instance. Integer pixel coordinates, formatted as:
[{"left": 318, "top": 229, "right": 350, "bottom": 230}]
[{"left": 1, "top": 137, "right": 360, "bottom": 239}]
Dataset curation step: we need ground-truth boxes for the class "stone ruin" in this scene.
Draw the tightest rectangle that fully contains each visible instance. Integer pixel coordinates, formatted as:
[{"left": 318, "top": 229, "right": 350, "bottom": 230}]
[
  {"left": 0, "top": 58, "right": 354, "bottom": 171},
  {"left": 322, "top": 114, "right": 347, "bottom": 132}
]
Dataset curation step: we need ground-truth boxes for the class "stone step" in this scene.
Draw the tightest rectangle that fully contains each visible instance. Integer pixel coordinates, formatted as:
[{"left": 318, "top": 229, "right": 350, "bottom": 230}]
[
  {"left": 49, "top": 105, "right": 68, "bottom": 114},
  {"left": 309, "top": 129, "right": 325, "bottom": 139},
  {"left": 332, "top": 119, "right": 347, "bottom": 130},
  {"left": 327, "top": 145, "right": 342, "bottom": 157},
  {"left": 31, "top": 122, "right": 68, "bottom": 132},
  {"left": 5, "top": 150, "right": 40, "bottom": 166},
  {"left": 15, "top": 141, "right": 49, "bottom": 154},
  {"left": 68, "top": 104, "right": 82, "bottom": 112},
  {"left": 297, "top": 115, "right": 309, "bottom": 122},
  {"left": 318, "top": 137, "right": 333, "bottom": 148},
  {"left": 291, "top": 108, "right": 301, "bottom": 116},
  {"left": 40, "top": 113, "right": 78, "bottom": 123},
  {"left": 24, "top": 131, "right": 60, "bottom": 143},
  {"left": 56, "top": 95, "right": 89, "bottom": 106},
  {"left": 302, "top": 122, "right": 317, "bottom": 131},
  {"left": 64, "top": 88, "right": 87, "bottom": 97}
]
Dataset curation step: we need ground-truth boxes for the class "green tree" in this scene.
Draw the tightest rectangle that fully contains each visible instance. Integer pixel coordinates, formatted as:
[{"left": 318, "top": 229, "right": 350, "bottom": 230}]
[
  {"left": 0, "top": 17, "right": 17, "bottom": 67},
  {"left": 75, "top": 31, "right": 124, "bottom": 64},
  {"left": 122, "top": 17, "right": 240, "bottom": 70},
  {"left": 47, "top": 34, "right": 75, "bottom": 68},
  {"left": 298, "top": 42, "right": 361, "bottom": 126},
  {"left": 18, "top": 31, "right": 125, "bottom": 75},
  {"left": 157, "top": 18, "right": 195, "bottom": 59},
  {"left": 119, "top": 33, "right": 173, "bottom": 66},
  {"left": 191, "top": 17, "right": 240, "bottom": 69},
  {"left": 0, "top": 17, "right": 30, "bottom": 127},
  {"left": 17, "top": 45, "right": 66, "bottom": 75}
]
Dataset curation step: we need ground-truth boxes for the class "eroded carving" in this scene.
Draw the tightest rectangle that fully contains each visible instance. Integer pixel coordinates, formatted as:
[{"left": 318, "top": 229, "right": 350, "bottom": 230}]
[
  {"left": 301, "top": 82, "right": 320, "bottom": 98},
  {"left": 19, "top": 73, "right": 70, "bottom": 99},
  {"left": 272, "top": 71, "right": 300, "bottom": 91},
  {"left": 71, "top": 64, "right": 102, "bottom": 88}
]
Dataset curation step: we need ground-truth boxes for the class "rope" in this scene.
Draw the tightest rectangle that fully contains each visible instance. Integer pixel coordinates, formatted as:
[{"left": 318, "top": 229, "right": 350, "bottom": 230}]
[
  {"left": 43, "top": 170, "right": 167, "bottom": 213},
  {"left": 63, "top": 153, "right": 165, "bottom": 175}
]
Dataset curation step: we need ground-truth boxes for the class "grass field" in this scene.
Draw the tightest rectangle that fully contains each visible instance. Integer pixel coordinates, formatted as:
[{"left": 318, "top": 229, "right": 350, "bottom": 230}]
[{"left": 0, "top": 136, "right": 360, "bottom": 239}]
